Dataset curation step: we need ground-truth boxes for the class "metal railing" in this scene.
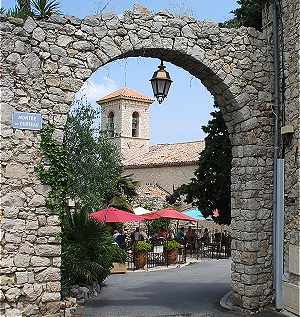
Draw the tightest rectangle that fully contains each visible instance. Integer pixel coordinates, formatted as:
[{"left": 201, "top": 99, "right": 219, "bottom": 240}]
[
  {"left": 185, "top": 232, "right": 231, "bottom": 260},
  {"left": 147, "top": 252, "right": 166, "bottom": 268},
  {"left": 125, "top": 232, "right": 231, "bottom": 270}
]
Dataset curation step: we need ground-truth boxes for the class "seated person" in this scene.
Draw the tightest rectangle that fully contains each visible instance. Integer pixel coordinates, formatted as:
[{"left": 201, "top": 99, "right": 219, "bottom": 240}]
[
  {"left": 215, "top": 232, "right": 222, "bottom": 244},
  {"left": 140, "top": 229, "right": 148, "bottom": 241},
  {"left": 157, "top": 227, "right": 168, "bottom": 240},
  {"left": 185, "top": 226, "right": 196, "bottom": 253},
  {"left": 200, "top": 228, "right": 209, "bottom": 245},
  {"left": 175, "top": 227, "right": 185, "bottom": 242},
  {"left": 185, "top": 226, "right": 195, "bottom": 243},
  {"left": 131, "top": 227, "right": 140, "bottom": 242},
  {"left": 115, "top": 230, "right": 126, "bottom": 249},
  {"left": 113, "top": 229, "right": 120, "bottom": 240}
]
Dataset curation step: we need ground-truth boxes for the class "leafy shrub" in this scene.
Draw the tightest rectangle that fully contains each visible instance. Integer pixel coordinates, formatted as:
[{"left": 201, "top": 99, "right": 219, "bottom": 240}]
[
  {"left": 61, "top": 209, "right": 126, "bottom": 295},
  {"left": 147, "top": 218, "right": 170, "bottom": 236},
  {"left": 32, "top": 0, "right": 60, "bottom": 18},
  {"left": 36, "top": 104, "right": 123, "bottom": 216},
  {"left": 132, "top": 241, "right": 152, "bottom": 252},
  {"left": 163, "top": 240, "right": 181, "bottom": 251},
  {"left": 3, "top": 0, "right": 60, "bottom": 19},
  {"left": 110, "top": 244, "right": 127, "bottom": 263}
]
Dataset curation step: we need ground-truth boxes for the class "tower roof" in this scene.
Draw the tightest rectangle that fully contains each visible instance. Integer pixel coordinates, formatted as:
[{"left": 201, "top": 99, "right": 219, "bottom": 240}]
[{"left": 97, "top": 87, "right": 154, "bottom": 104}]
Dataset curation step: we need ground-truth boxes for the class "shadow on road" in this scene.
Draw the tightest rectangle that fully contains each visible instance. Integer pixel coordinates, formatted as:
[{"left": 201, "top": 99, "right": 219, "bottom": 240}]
[
  {"left": 87, "top": 281, "right": 230, "bottom": 312},
  {"left": 80, "top": 260, "right": 243, "bottom": 317}
]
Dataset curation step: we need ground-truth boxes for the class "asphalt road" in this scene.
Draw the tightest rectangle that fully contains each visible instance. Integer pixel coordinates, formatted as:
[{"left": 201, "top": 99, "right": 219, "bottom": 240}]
[
  {"left": 78, "top": 259, "right": 286, "bottom": 317},
  {"left": 79, "top": 259, "right": 245, "bottom": 317}
]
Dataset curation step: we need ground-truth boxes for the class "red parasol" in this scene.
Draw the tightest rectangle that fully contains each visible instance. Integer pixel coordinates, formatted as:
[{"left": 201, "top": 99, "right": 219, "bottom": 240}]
[
  {"left": 143, "top": 208, "right": 197, "bottom": 222},
  {"left": 142, "top": 212, "right": 160, "bottom": 221},
  {"left": 89, "top": 207, "right": 143, "bottom": 223}
]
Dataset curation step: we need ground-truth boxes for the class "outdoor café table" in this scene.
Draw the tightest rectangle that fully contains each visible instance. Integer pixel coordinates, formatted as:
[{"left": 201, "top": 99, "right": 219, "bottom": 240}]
[{"left": 207, "top": 242, "right": 222, "bottom": 259}]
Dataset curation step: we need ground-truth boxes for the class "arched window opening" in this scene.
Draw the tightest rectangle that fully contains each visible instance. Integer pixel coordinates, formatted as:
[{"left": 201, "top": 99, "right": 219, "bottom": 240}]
[
  {"left": 132, "top": 112, "right": 139, "bottom": 137},
  {"left": 107, "top": 111, "right": 115, "bottom": 137}
]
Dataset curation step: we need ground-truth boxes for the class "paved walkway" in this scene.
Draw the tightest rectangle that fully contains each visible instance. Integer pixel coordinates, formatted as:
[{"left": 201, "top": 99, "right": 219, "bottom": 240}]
[{"left": 77, "top": 259, "right": 286, "bottom": 317}]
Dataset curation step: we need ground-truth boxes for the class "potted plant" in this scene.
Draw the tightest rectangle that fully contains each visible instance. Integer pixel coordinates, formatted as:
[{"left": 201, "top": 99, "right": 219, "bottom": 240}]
[
  {"left": 163, "top": 240, "right": 181, "bottom": 264},
  {"left": 132, "top": 241, "right": 152, "bottom": 269},
  {"left": 111, "top": 244, "right": 128, "bottom": 274}
]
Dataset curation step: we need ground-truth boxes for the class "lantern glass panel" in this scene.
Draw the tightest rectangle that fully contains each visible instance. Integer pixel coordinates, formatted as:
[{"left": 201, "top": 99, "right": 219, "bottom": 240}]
[
  {"left": 164, "top": 80, "right": 171, "bottom": 96},
  {"left": 157, "top": 79, "right": 166, "bottom": 95},
  {"left": 151, "top": 80, "right": 158, "bottom": 96}
]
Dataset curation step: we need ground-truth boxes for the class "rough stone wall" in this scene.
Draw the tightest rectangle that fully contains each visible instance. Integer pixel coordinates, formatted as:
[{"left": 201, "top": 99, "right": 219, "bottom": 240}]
[
  {"left": 0, "top": 6, "right": 274, "bottom": 315},
  {"left": 124, "top": 164, "right": 197, "bottom": 193},
  {"left": 263, "top": 0, "right": 300, "bottom": 315},
  {"left": 262, "top": 0, "right": 300, "bottom": 314},
  {"left": 279, "top": 0, "right": 300, "bottom": 272},
  {"left": 0, "top": 18, "right": 62, "bottom": 317}
]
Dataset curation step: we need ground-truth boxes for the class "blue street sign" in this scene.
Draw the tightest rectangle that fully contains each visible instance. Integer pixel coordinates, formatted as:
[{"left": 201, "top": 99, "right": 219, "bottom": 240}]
[{"left": 11, "top": 111, "right": 42, "bottom": 130}]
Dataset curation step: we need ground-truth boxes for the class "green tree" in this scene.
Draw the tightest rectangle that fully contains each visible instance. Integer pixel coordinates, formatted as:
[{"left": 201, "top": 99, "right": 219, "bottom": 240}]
[
  {"left": 31, "top": 0, "right": 60, "bottom": 18},
  {"left": 61, "top": 209, "right": 127, "bottom": 294},
  {"left": 220, "top": 0, "right": 263, "bottom": 30},
  {"left": 37, "top": 102, "right": 131, "bottom": 293},
  {"left": 3, "top": 0, "right": 59, "bottom": 18},
  {"left": 36, "top": 102, "right": 127, "bottom": 216},
  {"left": 20, "top": 0, "right": 31, "bottom": 13},
  {"left": 35, "top": 124, "right": 70, "bottom": 215},
  {"left": 64, "top": 103, "right": 122, "bottom": 212},
  {"left": 167, "top": 105, "right": 232, "bottom": 225},
  {"left": 5, "top": 0, "right": 31, "bottom": 18},
  {"left": 147, "top": 219, "right": 171, "bottom": 236},
  {"left": 108, "top": 175, "right": 138, "bottom": 211}
]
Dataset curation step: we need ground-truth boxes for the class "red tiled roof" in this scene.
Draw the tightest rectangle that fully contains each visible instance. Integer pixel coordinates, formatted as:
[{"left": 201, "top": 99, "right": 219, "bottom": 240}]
[
  {"left": 123, "top": 141, "right": 204, "bottom": 168},
  {"left": 97, "top": 87, "right": 154, "bottom": 103}
]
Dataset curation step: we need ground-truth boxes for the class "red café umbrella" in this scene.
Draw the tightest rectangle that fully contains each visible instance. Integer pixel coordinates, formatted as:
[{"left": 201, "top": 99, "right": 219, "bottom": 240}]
[
  {"left": 90, "top": 207, "right": 143, "bottom": 223},
  {"left": 143, "top": 208, "right": 197, "bottom": 222}
]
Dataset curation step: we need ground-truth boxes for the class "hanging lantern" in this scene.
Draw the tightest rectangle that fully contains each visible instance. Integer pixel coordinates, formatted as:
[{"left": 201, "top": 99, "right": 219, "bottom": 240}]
[{"left": 150, "top": 60, "right": 173, "bottom": 104}]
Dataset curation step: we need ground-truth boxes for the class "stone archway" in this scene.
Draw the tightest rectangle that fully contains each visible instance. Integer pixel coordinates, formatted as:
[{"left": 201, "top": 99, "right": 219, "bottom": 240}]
[{"left": 1, "top": 6, "right": 274, "bottom": 316}]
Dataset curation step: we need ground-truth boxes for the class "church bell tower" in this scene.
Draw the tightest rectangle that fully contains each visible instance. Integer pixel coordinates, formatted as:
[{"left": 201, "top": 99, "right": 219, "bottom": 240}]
[{"left": 97, "top": 87, "right": 154, "bottom": 159}]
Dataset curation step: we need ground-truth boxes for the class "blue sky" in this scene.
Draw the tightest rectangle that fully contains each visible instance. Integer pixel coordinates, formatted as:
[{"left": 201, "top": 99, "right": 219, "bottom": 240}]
[{"left": 3, "top": 0, "right": 238, "bottom": 144}]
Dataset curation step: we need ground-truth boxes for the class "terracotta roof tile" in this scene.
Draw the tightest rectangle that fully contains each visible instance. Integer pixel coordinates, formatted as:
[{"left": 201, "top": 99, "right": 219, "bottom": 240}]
[
  {"left": 98, "top": 87, "right": 154, "bottom": 103},
  {"left": 123, "top": 141, "right": 204, "bottom": 168}
]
